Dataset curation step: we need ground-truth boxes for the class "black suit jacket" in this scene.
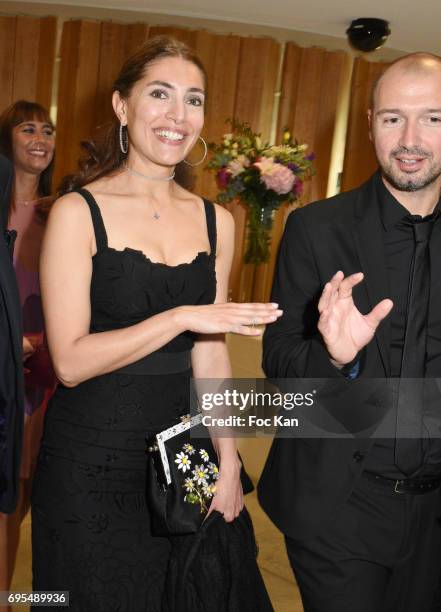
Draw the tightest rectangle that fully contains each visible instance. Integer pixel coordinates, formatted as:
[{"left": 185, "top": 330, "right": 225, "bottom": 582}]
[
  {"left": 0, "top": 154, "right": 24, "bottom": 513},
  {"left": 257, "top": 173, "right": 437, "bottom": 540}
]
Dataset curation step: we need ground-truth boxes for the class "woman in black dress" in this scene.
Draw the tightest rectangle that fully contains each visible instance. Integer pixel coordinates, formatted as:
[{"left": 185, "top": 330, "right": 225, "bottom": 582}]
[{"left": 32, "top": 36, "right": 281, "bottom": 610}]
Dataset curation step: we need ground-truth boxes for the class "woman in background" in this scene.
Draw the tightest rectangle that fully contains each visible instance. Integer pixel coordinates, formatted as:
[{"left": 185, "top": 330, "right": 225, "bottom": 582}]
[{"left": 0, "top": 100, "right": 56, "bottom": 595}]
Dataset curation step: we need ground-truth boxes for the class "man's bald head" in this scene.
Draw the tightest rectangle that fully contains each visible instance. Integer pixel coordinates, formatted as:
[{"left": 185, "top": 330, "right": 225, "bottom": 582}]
[
  {"left": 368, "top": 51, "right": 441, "bottom": 196},
  {"left": 371, "top": 53, "right": 441, "bottom": 111}
]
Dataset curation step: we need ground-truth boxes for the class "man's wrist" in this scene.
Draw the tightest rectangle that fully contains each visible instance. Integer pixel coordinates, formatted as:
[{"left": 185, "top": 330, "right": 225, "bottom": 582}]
[{"left": 330, "top": 354, "right": 361, "bottom": 379}]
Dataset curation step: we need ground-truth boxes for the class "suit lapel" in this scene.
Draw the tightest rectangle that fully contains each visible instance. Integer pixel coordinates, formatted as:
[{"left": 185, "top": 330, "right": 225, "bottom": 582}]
[{"left": 352, "top": 176, "right": 391, "bottom": 375}]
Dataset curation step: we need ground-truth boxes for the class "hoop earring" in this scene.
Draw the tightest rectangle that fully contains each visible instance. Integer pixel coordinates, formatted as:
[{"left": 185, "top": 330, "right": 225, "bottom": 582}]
[
  {"left": 119, "top": 123, "right": 128, "bottom": 155},
  {"left": 183, "top": 136, "right": 207, "bottom": 167}
]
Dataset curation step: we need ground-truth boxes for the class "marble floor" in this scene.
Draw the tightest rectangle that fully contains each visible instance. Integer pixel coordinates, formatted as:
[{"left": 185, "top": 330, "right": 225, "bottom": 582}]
[{"left": 9, "top": 333, "right": 303, "bottom": 611}]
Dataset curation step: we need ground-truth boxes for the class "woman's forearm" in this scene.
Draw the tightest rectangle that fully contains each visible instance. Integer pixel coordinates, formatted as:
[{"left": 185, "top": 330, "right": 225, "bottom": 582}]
[
  {"left": 53, "top": 308, "right": 186, "bottom": 387},
  {"left": 191, "top": 339, "right": 240, "bottom": 468}
]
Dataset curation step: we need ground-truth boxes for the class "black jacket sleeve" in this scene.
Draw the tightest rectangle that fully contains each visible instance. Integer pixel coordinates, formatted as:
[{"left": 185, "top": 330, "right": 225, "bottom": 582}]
[
  {"left": 0, "top": 154, "right": 24, "bottom": 513},
  {"left": 263, "top": 209, "right": 342, "bottom": 379}
]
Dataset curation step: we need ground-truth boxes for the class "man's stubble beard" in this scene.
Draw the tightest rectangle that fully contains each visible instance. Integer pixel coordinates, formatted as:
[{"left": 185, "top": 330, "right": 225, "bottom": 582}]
[
  {"left": 377, "top": 145, "right": 441, "bottom": 193},
  {"left": 381, "top": 161, "right": 441, "bottom": 192}
]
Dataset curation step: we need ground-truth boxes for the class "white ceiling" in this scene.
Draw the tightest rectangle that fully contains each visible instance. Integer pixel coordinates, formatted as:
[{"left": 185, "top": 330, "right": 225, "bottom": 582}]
[{"left": 8, "top": 0, "right": 441, "bottom": 55}]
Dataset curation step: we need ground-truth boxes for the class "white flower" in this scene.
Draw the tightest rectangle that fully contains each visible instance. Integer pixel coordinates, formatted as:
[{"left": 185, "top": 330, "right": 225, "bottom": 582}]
[
  {"left": 266, "top": 144, "right": 292, "bottom": 157},
  {"left": 193, "top": 464, "right": 209, "bottom": 485},
  {"left": 199, "top": 448, "right": 210, "bottom": 463},
  {"left": 202, "top": 482, "right": 216, "bottom": 498},
  {"left": 175, "top": 452, "right": 191, "bottom": 473},
  {"left": 184, "top": 478, "right": 195, "bottom": 492},
  {"left": 208, "top": 462, "right": 220, "bottom": 480},
  {"left": 183, "top": 443, "right": 196, "bottom": 455}
]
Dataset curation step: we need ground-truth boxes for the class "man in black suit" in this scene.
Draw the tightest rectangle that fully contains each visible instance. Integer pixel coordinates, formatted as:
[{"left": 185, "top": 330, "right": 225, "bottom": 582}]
[
  {"left": 0, "top": 153, "right": 24, "bottom": 513},
  {"left": 258, "top": 53, "right": 441, "bottom": 611}
]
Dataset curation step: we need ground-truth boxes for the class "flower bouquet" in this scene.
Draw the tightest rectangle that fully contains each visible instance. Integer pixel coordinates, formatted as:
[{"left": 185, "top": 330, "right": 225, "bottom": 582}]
[
  {"left": 207, "top": 121, "right": 314, "bottom": 264},
  {"left": 175, "top": 442, "right": 219, "bottom": 514}
]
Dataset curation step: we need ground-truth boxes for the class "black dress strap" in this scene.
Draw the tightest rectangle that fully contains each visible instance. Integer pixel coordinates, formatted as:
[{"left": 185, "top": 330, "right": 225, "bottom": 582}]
[
  {"left": 203, "top": 199, "right": 217, "bottom": 259},
  {"left": 75, "top": 188, "right": 108, "bottom": 251}
]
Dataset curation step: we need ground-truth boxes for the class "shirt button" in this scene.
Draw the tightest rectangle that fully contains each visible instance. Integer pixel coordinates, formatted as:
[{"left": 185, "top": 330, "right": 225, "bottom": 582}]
[{"left": 353, "top": 451, "right": 364, "bottom": 462}]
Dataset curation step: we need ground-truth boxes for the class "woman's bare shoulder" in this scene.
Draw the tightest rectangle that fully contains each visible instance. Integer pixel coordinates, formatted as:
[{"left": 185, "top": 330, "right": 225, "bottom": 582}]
[
  {"left": 50, "top": 191, "right": 90, "bottom": 215},
  {"left": 47, "top": 192, "right": 94, "bottom": 240},
  {"left": 211, "top": 202, "right": 234, "bottom": 235}
]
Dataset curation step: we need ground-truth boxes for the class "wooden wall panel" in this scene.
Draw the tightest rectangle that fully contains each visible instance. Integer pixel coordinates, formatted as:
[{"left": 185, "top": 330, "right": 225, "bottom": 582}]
[
  {"left": 234, "top": 37, "right": 280, "bottom": 140},
  {"left": 13, "top": 17, "right": 42, "bottom": 102},
  {"left": 94, "top": 22, "right": 127, "bottom": 129},
  {"left": 94, "top": 22, "right": 150, "bottom": 130},
  {"left": 125, "top": 22, "right": 152, "bottom": 51},
  {"left": 313, "top": 52, "right": 350, "bottom": 201},
  {"left": 0, "top": 16, "right": 16, "bottom": 111},
  {"left": 199, "top": 35, "right": 241, "bottom": 200},
  {"left": 35, "top": 17, "right": 58, "bottom": 109},
  {"left": 231, "top": 37, "right": 281, "bottom": 302},
  {"left": 0, "top": 15, "right": 56, "bottom": 113},
  {"left": 277, "top": 43, "right": 349, "bottom": 203},
  {"left": 252, "top": 43, "right": 349, "bottom": 303},
  {"left": 277, "top": 43, "right": 301, "bottom": 138},
  {"left": 341, "top": 57, "right": 389, "bottom": 192},
  {"left": 54, "top": 20, "right": 102, "bottom": 188}
]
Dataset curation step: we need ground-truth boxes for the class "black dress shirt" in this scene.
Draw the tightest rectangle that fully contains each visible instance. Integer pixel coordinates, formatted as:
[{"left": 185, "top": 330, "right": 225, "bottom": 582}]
[{"left": 364, "top": 173, "right": 441, "bottom": 478}]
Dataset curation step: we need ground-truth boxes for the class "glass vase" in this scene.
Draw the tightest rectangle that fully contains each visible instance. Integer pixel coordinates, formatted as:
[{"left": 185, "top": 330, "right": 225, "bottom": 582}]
[{"left": 243, "top": 205, "right": 275, "bottom": 265}]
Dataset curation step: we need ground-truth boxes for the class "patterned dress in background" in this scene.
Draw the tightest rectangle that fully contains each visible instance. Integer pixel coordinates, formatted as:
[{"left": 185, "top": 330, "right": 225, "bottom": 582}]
[{"left": 9, "top": 200, "right": 56, "bottom": 479}]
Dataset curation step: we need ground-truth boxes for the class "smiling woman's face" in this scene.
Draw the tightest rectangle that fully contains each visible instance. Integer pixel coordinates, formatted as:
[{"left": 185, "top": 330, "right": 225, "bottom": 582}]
[
  {"left": 114, "top": 55, "right": 206, "bottom": 172},
  {"left": 12, "top": 119, "right": 55, "bottom": 176}
]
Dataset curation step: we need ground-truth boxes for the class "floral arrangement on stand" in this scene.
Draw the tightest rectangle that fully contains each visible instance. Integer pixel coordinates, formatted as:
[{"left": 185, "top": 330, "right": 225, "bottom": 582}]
[{"left": 207, "top": 121, "right": 314, "bottom": 265}]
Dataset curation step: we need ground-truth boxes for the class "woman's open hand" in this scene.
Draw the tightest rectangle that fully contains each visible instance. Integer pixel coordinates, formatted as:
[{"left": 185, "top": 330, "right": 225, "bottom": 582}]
[{"left": 175, "top": 302, "right": 283, "bottom": 336}]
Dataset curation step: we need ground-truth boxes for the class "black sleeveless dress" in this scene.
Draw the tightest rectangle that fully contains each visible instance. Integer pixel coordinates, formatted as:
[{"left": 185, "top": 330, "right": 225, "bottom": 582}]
[{"left": 31, "top": 189, "right": 217, "bottom": 611}]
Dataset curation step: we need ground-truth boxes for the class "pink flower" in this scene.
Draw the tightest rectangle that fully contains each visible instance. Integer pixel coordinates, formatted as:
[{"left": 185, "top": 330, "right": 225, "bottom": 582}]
[
  {"left": 254, "top": 157, "right": 295, "bottom": 195},
  {"left": 227, "top": 154, "right": 249, "bottom": 177},
  {"left": 216, "top": 168, "right": 231, "bottom": 189}
]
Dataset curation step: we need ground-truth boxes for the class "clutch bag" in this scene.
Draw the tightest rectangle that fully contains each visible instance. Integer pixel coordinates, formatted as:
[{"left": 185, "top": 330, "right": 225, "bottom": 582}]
[
  {"left": 146, "top": 413, "right": 254, "bottom": 536},
  {"left": 146, "top": 413, "right": 219, "bottom": 535}
]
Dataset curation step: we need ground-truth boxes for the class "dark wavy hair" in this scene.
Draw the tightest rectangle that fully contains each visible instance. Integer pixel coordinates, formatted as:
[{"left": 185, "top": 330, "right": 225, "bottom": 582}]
[
  {"left": 0, "top": 99, "right": 55, "bottom": 199},
  {"left": 59, "top": 35, "right": 208, "bottom": 195}
]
